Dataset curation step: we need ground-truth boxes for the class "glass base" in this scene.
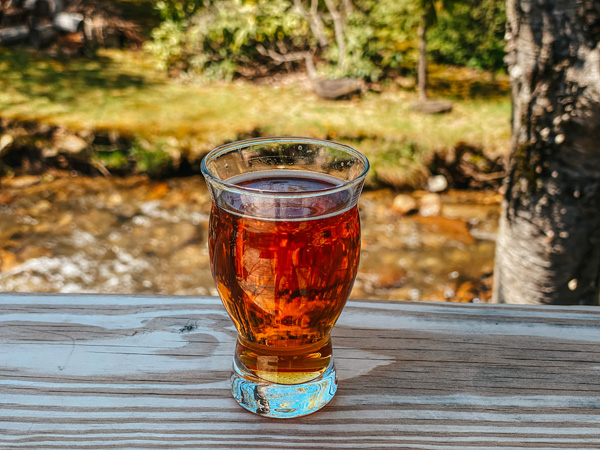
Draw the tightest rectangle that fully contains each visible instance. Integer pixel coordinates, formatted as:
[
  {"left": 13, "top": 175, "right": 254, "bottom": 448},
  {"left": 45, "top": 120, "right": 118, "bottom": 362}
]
[{"left": 230, "top": 356, "right": 337, "bottom": 419}]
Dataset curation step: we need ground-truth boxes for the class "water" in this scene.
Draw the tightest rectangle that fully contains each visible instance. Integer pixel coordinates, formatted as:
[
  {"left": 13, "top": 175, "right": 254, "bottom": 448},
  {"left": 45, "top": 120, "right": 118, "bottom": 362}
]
[{"left": 0, "top": 172, "right": 500, "bottom": 301}]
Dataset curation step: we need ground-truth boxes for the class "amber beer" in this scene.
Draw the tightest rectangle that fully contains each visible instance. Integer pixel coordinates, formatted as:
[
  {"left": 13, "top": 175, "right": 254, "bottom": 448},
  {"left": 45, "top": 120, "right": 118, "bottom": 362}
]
[{"left": 209, "top": 173, "right": 361, "bottom": 384}]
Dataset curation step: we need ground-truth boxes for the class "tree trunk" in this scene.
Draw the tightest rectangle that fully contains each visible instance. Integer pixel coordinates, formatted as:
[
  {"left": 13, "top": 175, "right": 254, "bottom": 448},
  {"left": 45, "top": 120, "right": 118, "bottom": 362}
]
[
  {"left": 417, "top": 12, "right": 427, "bottom": 102},
  {"left": 493, "top": 0, "right": 600, "bottom": 305},
  {"left": 324, "top": 0, "right": 347, "bottom": 70},
  {"left": 293, "top": 0, "right": 329, "bottom": 48}
]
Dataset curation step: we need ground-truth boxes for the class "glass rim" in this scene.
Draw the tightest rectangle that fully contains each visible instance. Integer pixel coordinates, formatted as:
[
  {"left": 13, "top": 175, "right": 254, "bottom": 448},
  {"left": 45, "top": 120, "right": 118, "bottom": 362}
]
[{"left": 201, "top": 136, "right": 370, "bottom": 199}]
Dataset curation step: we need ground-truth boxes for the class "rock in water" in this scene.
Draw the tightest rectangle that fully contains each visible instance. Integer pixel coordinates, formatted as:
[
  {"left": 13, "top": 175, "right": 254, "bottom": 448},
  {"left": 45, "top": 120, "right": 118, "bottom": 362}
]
[
  {"left": 419, "top": 193, "right": 442, "bottom": 217},
  {"left": 391, "top": 194, "right": 418, "bottom": 216},
  {"left": 427, "top": 175, "right": 448, "bottom": 193},
  {"left": 55, "top": 134, "right": 88, "bottom": 154}
]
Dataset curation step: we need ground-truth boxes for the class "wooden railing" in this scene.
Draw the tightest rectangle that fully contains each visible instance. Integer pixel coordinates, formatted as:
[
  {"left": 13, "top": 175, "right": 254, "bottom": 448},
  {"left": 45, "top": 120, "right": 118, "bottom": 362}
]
[{"left": 1, "top": 294, "right": 600, "bottom": 449}]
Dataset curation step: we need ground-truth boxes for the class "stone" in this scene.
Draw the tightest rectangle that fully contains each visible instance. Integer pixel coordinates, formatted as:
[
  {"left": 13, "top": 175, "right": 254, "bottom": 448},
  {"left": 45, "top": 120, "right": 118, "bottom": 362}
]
[
  {"left": 0, "top": 249, "right": 19, "bottom": 272},
  {"left": 139, "top": 225, "right": 177, "bottom": 257},
  {"left": 29, "top": 200, "right": 52, "bottom": 216},
  {"left": 427, "top": 175, "right": 448, "bottom": 193},
  {"left": 419, "top": 193, "right": 442, "bottom": 217},
  {"left": 0, "top": 134, "right": 14, "bottom": 153},
  {"left": 0, "top": 193, "right": 13, "bottom": 204},
  {"left": 56, "top": 134, "right": 88, "bottom": 154},
  {"left": 42, "top": 147, "right": 59, "bottom": 158},
  {"left": 2, "top": 176, "right": 41, "bottom": 188},
  {"left": 33, "top": 222, "right": 52, "bottom": 233},
  {"left": 148, "top": 183, "right": 169, "bottom": 201},
  {"left": 391, "top": 194, "right": 418, "bottom": 216},
  {"left": 441, "top": 203, "right": 494, "bottom": 222},
  {"left": 171, "top": 222, "right": 200, "bottom": 246},
  {"left": 74, "top": 209, "right": 118, "bottom": 236},
  {"left": 103, "top": 192, "right": 124, "bottom": 208},
  {"left": 169, "top": 244, "right": 209, "bottom": 273},
  {"left": 18, "top": 246, "right": 53, "bottom": 262},
  {"left": 372, "top": 266, "right": 408, "bottom": 289},
  {"left": 57, "top": 213, "right": 74, "bottom": 227},
  {"left": 113, "top": 203, "right": 138, "bottom": 219},
  {"left": 414, "top": 215, "right": 476, "bottom": 245},
  {"left": 454, "top": 281, "right": 476, "bottom": 302}
]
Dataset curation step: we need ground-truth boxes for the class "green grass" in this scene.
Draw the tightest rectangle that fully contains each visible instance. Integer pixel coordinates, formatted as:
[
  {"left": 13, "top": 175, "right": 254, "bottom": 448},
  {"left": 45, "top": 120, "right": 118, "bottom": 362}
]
[{"left": 0, "top": 48, "right": 511, "bottom": 185}]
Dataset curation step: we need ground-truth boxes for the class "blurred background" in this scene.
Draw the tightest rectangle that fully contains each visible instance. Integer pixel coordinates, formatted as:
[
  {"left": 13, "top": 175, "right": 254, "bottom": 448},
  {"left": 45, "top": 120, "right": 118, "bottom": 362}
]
[{"left": 0, "top": 0, "right": 510, "bottom": 302}]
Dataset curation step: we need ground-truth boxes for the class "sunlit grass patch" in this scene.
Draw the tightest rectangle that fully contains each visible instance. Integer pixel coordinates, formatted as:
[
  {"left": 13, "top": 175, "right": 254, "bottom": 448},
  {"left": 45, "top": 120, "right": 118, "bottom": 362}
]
[{"left": 0, "top": 48, "right": 510, "bottom": 186}]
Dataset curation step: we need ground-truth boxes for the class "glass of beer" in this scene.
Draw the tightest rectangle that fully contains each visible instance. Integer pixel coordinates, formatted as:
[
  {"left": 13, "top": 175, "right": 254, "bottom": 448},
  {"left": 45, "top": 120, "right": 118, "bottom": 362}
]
[{"left": 202, "top": 137, "right": 369, "bottom": 418}]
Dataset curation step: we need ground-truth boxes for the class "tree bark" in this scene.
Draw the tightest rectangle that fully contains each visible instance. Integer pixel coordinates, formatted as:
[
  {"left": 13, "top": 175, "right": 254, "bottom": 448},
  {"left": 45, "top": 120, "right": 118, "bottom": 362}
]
[
  {"left": 493, "top": 0, "right": 600, "bottom": 305},
  {"left": 417, "top": 12, "right": 428, "bottom": 102}
]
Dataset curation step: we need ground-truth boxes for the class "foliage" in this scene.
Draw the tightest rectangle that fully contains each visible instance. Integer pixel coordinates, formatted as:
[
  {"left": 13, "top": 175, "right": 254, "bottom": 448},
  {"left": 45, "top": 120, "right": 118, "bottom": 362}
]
[
  {"left": 155, "top": 0, "right": 205, "bottom": 21},
  {"left": 428, "top": 0, "right": 507, "bottom": 71},
  {"left": 95, "top": 150, "right": 129, "bottom": 171},
  {"left": 365, "top": 138, "right": 430, "bottom": 189},
  {"left": 338, "top": 0, "right": 418, "bottom": 79},
  {"left": 130, "top": 140, "right": 173, "bottom": 177},
  {"left": 418, "top": 0, "right": 459, "bottom": 27},
  {"left": 146, "top": 0, "right": 310, "bottom": 80},
  {"left": 146, "top": 0, "right": 506, "bottom": 81}
]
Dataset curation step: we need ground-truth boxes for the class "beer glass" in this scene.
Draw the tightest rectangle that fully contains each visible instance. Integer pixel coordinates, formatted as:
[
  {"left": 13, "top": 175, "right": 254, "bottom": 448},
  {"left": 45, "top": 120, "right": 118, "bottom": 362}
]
[{"left": 202, "top": 137, "right": 369, "bottom": 418}]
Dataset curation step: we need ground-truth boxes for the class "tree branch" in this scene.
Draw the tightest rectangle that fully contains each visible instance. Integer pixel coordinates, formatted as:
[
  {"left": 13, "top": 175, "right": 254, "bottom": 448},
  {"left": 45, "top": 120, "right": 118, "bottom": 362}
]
[
  {"left": 323, "top": 0, "right": 346, "bottom": 69},
  {"left": 293, "top": 0, "right": 328, "bottom": 48},
  {"left": 342, "top": 0, "right": 353, "bottom": 16},
  {"left": 256, "top": 45, "right": 317, "bottom": 79},
  {"left": 256, "top": 44, "right": 309, "bottom": 63}
]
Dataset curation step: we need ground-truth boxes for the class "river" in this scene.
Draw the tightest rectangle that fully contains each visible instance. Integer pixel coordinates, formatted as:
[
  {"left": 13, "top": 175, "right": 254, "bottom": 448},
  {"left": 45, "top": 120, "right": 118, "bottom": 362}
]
[{"left": 0, "top": 172, "right": 500, "bottom": 302}]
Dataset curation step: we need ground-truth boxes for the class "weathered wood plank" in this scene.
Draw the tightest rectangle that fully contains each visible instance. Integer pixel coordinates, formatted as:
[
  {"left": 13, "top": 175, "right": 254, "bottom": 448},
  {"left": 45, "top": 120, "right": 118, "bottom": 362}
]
[{"left": 1, "top": 294, "right": 600, "bottom": 449}]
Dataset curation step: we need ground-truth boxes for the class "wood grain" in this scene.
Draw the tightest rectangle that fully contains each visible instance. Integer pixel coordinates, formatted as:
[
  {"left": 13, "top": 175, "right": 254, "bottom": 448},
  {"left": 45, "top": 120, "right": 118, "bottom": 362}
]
[{"left": 1, "top": 294, "right": 600, "bottom": 449}]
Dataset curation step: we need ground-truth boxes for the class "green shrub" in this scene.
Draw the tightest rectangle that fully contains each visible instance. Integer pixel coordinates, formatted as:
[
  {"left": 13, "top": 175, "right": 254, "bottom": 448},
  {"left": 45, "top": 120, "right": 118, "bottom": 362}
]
[
  {"left": 130, "top": 140, "right": 173, "bottom": 177},
  {"left": 95, "top": 150, "right": 129, "bottom": 171},
  {"left": 361, "top": 138, "right": 430, "bottom": 189},
  {"left": 146, "top": 0, "right": 310, "bottom": 81},
  {"left": 428, "top": 0, "right": 506, "bottom": 71},
  {"left": 146, "top": 0, "right": 506, "bottom": 81}
]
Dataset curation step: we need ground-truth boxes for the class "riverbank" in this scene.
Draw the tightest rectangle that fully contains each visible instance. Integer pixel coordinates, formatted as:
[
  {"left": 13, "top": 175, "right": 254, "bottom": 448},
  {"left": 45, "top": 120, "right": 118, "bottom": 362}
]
[{"left": 1, "top": 48, "right": 510, "bottom": 189}]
